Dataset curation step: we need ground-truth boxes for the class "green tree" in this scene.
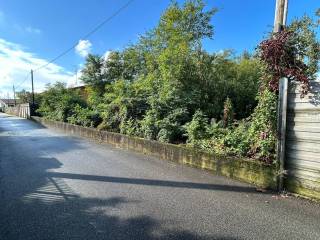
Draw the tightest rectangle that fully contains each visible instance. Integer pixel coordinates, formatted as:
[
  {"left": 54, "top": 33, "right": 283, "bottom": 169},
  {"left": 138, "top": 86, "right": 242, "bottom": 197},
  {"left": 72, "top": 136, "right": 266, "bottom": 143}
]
[
  {"left": 16, "top": 89, "right": 32, "bottom": 103},
  {"left": 80, "top": 54, "right": 105, "bottom": 105}
]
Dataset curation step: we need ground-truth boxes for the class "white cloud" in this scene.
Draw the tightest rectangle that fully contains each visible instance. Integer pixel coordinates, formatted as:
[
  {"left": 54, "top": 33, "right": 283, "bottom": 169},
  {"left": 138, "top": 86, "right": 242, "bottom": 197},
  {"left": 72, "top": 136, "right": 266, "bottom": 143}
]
[
  {"left": 25, "top": 26, "right": 41, "bottom": 34},
  {"left": 217, "top": 49, "right": 225, "bottom": 55},
  {"left": 75, "top": 39, "right": 92, "bottom": 57},
  {"left": 0, "top": 38, "right": 76, "bottom": 97},
  {"left": 103, "top": 50, "right": 111, "bottom": 61}
]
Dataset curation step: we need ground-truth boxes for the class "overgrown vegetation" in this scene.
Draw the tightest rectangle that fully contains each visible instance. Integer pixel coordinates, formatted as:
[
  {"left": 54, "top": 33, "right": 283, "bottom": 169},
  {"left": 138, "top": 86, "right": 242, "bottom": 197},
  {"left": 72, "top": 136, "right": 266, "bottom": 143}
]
[
  {"left": 36, "top": 82, "right": 86, "bottom": 122},
  {"left": 31, "top": 1, "right": 319, "bottom": 163}
]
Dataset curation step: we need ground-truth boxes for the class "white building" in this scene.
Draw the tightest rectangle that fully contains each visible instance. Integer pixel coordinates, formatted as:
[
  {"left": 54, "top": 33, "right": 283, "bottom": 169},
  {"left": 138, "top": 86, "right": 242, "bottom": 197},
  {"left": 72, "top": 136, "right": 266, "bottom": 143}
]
[{"left": 0, "top": 99, "right": 17, "bottom": 111}]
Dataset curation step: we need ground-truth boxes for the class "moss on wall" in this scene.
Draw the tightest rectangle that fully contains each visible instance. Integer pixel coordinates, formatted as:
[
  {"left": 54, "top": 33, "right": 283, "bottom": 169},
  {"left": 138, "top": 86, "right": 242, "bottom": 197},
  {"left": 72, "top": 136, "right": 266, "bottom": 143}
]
[{"left": 285, "top": 178, "right": 320, "bottom": 201}]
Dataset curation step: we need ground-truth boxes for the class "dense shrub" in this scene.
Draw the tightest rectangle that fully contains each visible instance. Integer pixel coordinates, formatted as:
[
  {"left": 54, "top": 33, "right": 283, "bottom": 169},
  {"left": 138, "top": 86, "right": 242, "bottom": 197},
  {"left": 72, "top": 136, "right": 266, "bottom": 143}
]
[
  {"left": 67, "top": 104, "right": 101, "bottom": 128},
  {"left": 37, "top": 82, "right": 85, "bottom": 122},
  {"left": 184, "top": 110, "right": 208, "bottom": 145},
  {"left": 119, "top": 118, "right": 139, "bottom": 136},
  {"left": 245, "top": 89, "right": 277, "bottom": 162},
  {"left": 197, "top": 121, "right": 250, "bottom": 156}
]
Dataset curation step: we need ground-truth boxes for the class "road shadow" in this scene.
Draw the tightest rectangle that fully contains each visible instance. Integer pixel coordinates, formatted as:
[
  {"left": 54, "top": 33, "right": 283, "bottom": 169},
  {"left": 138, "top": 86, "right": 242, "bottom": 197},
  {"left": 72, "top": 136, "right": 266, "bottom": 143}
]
[
  {"left": 48, "top": 172, "right": 258, "bottom": 193},
  {"left": 0, "top": 156, "right": 237, "bottom": 240}
]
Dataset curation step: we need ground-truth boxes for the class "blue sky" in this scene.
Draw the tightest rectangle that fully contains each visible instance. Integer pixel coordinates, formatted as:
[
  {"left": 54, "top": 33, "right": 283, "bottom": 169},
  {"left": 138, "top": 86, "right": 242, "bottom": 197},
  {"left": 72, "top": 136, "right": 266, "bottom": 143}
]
[{"left": 0, "top": 0, "right": 319, "bottom": 96}]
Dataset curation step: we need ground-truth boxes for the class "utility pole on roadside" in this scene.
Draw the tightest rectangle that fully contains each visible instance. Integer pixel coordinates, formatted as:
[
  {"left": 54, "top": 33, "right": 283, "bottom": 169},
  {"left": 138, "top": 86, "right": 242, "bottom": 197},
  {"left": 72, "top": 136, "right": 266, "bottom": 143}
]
[
  {"left": 31, "top": 69, "right": 35, "bottom": 115},
  {"left": 12, "top": 85, "right": 16, "bottom": 106},
  {"left": 275, "top": 0, "right": 289, "bottom": 193},
  {"left": 274, "top": 0, "right": 288, "bottom": 33},
  {"left": 73, "top": 65, "right": 78, "bottom": 87}
]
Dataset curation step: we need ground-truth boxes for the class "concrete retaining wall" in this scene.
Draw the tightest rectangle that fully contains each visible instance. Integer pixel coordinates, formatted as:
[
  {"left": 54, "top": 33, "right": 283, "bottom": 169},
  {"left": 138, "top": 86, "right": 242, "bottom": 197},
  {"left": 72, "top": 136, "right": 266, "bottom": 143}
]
[
  {"left": 6, "top": 103, "right": 31, "bottom": 119},
  {"left": 31, "top": 116, "right": 278, "bottom": 189}
]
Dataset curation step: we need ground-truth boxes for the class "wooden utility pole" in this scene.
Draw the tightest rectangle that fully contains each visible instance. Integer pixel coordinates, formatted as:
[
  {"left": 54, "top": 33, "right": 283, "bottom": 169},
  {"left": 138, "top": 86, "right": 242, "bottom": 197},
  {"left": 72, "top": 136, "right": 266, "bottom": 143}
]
[
  {"left": 12, "top": 85, "right": 16, "bottom": 106},
  {"left": 73, "top": 65, "right": 78, "bottom": 87},
  {"left": 275, "top": 0, "right": 289, "bottom": 192},
  {"left": 31, "top": 69, "right": 35, "bottom": 106},
  {"left": 274, "top": 0, "right": 288, "bottom": 33},
  {"left": 30, "top": 69, "right": 35, "bottom": 116}
]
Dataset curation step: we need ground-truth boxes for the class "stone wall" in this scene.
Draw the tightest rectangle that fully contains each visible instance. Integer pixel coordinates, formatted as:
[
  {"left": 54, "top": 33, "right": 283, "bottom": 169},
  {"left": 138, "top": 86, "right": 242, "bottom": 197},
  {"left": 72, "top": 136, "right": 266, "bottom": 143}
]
[{"left": 31, "top": 116, "right": 278, "bottom": 189}]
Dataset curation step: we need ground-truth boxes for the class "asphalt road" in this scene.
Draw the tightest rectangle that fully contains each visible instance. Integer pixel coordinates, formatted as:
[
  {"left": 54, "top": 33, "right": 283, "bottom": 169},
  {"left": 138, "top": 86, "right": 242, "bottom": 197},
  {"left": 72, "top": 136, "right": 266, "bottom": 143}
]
[{"left": 0, "top": 113, "right": 320, "bottom": 240}]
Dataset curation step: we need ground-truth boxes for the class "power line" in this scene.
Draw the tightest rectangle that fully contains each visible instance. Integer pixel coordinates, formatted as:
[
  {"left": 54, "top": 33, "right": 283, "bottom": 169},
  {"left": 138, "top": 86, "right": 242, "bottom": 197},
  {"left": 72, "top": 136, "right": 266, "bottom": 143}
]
[
  {"left": 15, "top": 73, "right": 30, "bottom": 90},
  {"left": 14, "top": 0, "right": 134, "bottom": 92},
  {"left": 34, "top": 0, "right": 134, "bottom": 72}
]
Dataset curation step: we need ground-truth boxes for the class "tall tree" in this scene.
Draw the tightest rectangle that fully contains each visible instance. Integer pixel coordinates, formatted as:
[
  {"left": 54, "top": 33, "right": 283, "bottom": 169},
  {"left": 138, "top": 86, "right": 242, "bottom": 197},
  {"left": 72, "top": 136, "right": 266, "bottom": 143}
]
[{"left": 80, "top": 54, "right": 105, "bottom": 92}]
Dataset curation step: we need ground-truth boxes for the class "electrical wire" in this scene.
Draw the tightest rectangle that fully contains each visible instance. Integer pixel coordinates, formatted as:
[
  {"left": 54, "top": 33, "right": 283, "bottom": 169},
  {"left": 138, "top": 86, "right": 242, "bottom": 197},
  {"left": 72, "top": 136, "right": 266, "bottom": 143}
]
[
  {"left": 15, "top": 73, "right": 30, "bottom": 90},
  {"left": 14, "top": 0, "right": 134, "bottom": 91},
  {"left": 34, "top": 0, "right": 134, "bottom": 72}
]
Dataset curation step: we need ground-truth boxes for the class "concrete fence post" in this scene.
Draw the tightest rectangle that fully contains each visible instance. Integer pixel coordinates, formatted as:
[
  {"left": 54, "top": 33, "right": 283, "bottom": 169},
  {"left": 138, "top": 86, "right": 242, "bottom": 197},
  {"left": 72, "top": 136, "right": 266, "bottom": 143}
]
[{"left": 277, "top": 78, "right": 288, "bottom": 192}]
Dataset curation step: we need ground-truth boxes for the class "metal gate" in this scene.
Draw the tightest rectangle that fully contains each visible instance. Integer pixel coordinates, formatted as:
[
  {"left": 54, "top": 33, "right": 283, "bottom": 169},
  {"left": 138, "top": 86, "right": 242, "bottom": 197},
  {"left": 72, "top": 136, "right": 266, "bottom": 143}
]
[{"left": 285, "top": 79, "right": 320, "bottom": 198}]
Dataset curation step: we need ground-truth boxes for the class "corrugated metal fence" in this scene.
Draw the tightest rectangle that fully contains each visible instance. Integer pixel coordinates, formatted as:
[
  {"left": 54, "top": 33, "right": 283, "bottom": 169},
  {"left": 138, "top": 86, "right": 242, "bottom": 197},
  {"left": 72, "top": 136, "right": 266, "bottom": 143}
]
[
  {"left": 286, "top": 79, "right": 320, "bottom": 199},
  {"left": 5, "top": 103, "right": 31, "bottom": 119}
]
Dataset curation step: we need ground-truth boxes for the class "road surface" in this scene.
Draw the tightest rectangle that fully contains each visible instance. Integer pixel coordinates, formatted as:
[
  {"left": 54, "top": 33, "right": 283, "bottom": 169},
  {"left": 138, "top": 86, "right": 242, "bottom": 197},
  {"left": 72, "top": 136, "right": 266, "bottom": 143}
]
[{"left": 0, "top": 113, "right": 320, "bottom": 240}]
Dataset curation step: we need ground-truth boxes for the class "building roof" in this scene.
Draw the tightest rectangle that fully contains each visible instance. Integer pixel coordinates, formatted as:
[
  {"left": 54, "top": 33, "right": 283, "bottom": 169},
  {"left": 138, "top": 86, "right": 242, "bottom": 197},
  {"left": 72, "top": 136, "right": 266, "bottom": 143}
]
[{"left": 0, "top": 99, "right": 19, "bottom": 105}]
